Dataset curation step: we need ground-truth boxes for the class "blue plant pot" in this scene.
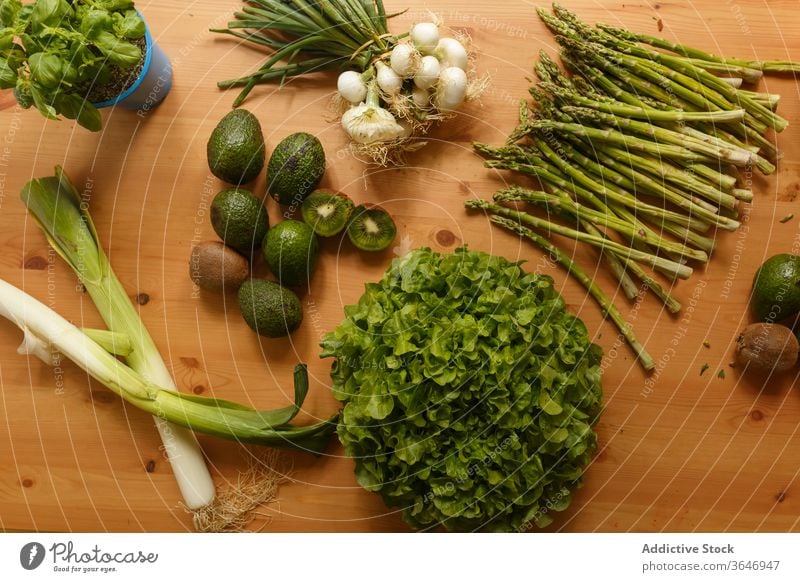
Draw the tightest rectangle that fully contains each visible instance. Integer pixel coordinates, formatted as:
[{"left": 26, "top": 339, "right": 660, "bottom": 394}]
[{"left": 92, "top": 19, "right": 172, "bottom": 112}]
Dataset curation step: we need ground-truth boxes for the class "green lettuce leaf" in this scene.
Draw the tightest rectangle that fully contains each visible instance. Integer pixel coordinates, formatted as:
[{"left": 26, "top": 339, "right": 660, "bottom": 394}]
[{"left": 322, "top": 247, "right": 603, "bottom": 532}]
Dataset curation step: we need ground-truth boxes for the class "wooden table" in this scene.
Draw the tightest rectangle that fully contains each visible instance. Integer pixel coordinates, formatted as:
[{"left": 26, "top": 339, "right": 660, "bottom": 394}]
[{"left": 1, "top": 0, "right": 799, "bottom": 532}]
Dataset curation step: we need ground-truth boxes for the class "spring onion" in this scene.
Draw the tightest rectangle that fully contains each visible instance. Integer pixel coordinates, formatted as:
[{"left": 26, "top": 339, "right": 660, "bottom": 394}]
[{"left": 213, "top": 2, "right": 485, "bottom": 164}]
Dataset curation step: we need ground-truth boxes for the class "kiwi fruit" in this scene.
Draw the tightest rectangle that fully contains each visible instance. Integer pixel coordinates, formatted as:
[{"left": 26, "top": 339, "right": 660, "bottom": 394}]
[
  {"left": 301, "top": 190, "right": 355, "bottom": 237},
  {"left": 189, "top": 241, "right": 250, "bottom": 293},
  {"left": 345, "top": 204, "right": 397, "bottom": 252},
  {"left": 735, "top": 323, "right": 799, "bottom": 372}
]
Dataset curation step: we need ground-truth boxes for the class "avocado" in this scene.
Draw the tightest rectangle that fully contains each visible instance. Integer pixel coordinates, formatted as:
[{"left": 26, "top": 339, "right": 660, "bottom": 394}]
[
  {"left": 238, "top": 279, "right": 303, "bottom": 338},
  {"left": 262, "top": 220, "right": 319, "bottom": 288},
  {"left": 267, "top": 132, "right": 325, "bottom": 205},
  {"left": 751, "top": 253, "right": 800, "bottom": 322},
  {"left": 207, "top": 109, "right": 265, "bottom": 185},
  {"left": 210, "top": 187, "right": 269, "bottom": 255}
]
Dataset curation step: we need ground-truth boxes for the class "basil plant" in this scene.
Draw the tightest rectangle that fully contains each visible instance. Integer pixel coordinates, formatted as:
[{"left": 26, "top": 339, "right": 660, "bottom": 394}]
[{"left": 0, "top": 0, "right": 146, "bottom": 130}]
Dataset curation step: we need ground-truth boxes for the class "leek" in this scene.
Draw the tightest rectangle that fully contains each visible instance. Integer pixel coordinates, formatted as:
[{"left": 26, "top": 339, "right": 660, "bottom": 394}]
[
  {"left": 17, "top": 167, "right": 336, "bottom": 512},
  {"left": 20, "top": 166, "right": 215, "bottom": 510},
  {"left": 0, "top": 278, "right": 337, "bottom": 450}
]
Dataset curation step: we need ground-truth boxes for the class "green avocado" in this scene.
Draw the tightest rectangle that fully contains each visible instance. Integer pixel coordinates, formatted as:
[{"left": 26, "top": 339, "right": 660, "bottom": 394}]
[
  {"left": 751, "top": 253, "right": 800, "bottom": 322},
  {"left": 207, "top": 109, "right": 265, "bottom": 185},
  {"left": 262, "top": 220, "right": 319, "bottom": 288},
  {"left": 210, "top": 187, "right": 269, "bottom": 255},
  {"left": 238, "top": 279, "right": 303, "bottom": 338},
  {"left": 267, "top": 132, "right": 325, "bottom": 205}
]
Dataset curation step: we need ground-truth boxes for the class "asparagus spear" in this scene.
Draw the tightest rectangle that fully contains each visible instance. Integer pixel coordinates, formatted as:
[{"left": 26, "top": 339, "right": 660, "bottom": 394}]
[
  {"left": 595, "top": 22, "right": 800, "bottom": 74},
  {"left": 561, "top": 106, "right": 755, "bottom": 167},
  {"left": 465, "top": 199, "right": 693, "bottom": 279},
  {"left": 494, "top": 188, "right": 706, "bottom": 261},
  {"left": 528, "top": 119, "right": 723, "bottom": 164},
  {"left": 480, "top": 141, "right": 698, "bottom": 231},
  {"left": 534, "top": 185, "right": 684, "bottom": 312},
  {"left": 550, "top": 4, "right": 788, "bottom": 130},
  {"left": 494, "top": 187, "right": 641, "bottom": 300},
  {"left": 543, "top": 84, "right": 746, "bottom": 123}
]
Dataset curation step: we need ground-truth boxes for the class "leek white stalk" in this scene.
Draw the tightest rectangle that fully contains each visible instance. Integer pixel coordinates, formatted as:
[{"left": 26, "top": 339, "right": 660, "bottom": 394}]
[
  {"left": 0, "top": 279, "right": 160, "bottom": 404},
  {"left": 21, "top": 168, "right": 215, "bottom": 510},
  {"left": 0, "top": 277, "right": 337, "bottom": 449}
]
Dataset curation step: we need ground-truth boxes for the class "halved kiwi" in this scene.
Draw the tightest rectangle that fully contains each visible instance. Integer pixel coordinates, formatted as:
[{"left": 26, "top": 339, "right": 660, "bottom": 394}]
[
  {"left": 301, "top": 190, "right": 355, "bottom": 237},
  {"left": 345, "top": 204, "right": 397, "bottom": 252}
]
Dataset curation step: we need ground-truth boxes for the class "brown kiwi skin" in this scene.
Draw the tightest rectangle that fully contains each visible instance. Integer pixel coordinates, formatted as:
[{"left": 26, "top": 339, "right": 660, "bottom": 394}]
[
  {"left": 346, "top": 203, "right": 397, "bottom": 252},
  {"left": 735, "top": 323, "right": 799, "bottom": 372},
  {"left": 302, "top": 190, "right": 355, "bottom": 237},
  {"left": 190, "top": 241, "right": 250, "bottom": 293}
]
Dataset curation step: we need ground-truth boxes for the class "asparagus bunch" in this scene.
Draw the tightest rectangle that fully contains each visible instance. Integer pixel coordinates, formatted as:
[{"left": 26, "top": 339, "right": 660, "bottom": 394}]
[{"left": 467, "top": 3, "right": 798, "bottom": 372}]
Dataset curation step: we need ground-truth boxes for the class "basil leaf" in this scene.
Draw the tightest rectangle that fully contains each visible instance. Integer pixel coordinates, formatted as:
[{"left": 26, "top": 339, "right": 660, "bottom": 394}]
[
  {"left": 0, "top": 0, "right": 22, "bottom": 27},
  {"left": 79, "top": 8, "right": 112, "bottom": 39},
  {"left": 29, "top": 82, "right": 57, "bottom": 118},
  {"left": 54, "top": 93, "right": 101, "bottom": 131},
  {"left": 28, "top": 51, "right": 63, "bottom": 89},
  {"left": 93, "top": 30, "right": 140, "bottom": 67},
  {"left": 0, "top": 56, "right": 17, "bottom": 88},
  {"left": 96, "top": 0, "right": 135, "bottom": 10},
  {"left": 114, "top": 9, "right": 144, "bottom": 39},
  {"left": 0, "top": 26, "right": 14, "bottom": 50},
  {"left": 30, "top": 0, "right": 71, "bottom": 28}
]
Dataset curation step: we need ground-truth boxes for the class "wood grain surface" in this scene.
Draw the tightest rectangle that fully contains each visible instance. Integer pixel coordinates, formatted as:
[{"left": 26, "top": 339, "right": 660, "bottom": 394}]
[{"left": 1, "top": 0, "right": 800, "bottom": 532}]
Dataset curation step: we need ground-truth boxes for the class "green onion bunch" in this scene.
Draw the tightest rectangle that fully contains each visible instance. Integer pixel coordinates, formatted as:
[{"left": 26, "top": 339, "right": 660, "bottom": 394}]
[{"left": 214, "top": 1, "right": 486, "bottom": 164}]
